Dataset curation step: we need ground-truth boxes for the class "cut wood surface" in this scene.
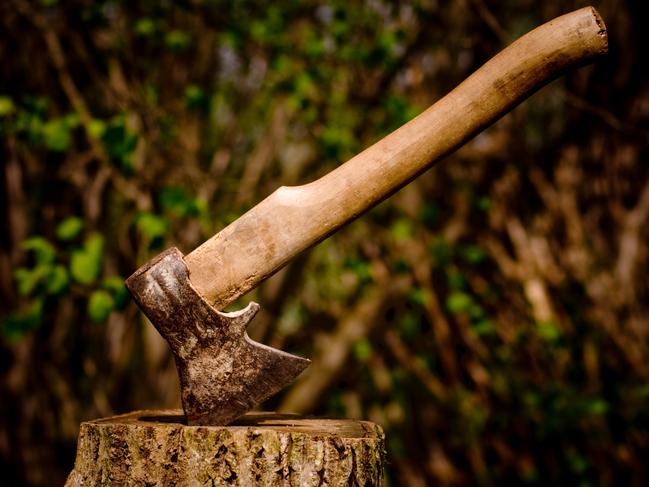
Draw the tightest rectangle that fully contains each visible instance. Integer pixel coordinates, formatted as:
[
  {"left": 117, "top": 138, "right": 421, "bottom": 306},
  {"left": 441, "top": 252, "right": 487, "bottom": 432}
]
[
  {"left": 65, "top": 410, "right": 385, "bottom": 486},
  {"left": 184, "top": 7, "right": 607, "bottom": 310}
]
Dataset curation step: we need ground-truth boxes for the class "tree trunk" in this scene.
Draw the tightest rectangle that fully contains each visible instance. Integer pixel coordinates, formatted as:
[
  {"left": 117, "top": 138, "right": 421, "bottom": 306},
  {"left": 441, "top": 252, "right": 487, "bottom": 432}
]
[{"left": 65, "top": 409, "right": 385, "bottom": 486}]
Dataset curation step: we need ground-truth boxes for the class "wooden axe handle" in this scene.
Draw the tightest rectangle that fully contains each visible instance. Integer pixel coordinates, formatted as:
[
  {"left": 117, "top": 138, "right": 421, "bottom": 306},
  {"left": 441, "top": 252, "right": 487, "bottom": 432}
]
[{"left": 185, "top": 7, "right": 607, "bottom": 309}]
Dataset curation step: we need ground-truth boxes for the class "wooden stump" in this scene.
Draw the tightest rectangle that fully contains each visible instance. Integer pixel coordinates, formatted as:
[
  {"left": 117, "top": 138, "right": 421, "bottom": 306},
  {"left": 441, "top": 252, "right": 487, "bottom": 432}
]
[{"left": 65, "top": 410, "right": 385, "bottom": 486}]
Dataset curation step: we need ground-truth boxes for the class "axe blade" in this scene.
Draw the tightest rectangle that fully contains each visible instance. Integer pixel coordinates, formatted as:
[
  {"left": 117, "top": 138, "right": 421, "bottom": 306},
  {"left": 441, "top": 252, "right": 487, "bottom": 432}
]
[{"left": 125, "top": 248, "right": 310, "bottom": 425}]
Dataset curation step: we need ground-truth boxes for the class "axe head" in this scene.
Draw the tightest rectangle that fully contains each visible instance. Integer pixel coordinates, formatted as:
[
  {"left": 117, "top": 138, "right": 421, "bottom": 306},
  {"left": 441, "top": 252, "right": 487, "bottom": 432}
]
[{"left": 125, "top": 248, "right": 310, "bottom": 425}]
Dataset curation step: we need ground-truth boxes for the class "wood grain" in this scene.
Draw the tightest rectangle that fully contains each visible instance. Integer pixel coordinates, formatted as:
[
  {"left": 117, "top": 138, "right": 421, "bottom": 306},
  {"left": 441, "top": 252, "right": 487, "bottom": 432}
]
[
  {"left": 65, "top": 410, "right": 385, "bottom": 486},
  {"left": 185, "top": 7, "right": 607, "bottom": 309}
]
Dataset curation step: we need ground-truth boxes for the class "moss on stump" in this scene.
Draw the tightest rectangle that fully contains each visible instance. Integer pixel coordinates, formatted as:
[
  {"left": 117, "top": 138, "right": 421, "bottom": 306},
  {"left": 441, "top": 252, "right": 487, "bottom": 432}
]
[{"left": 65, "top": 409, "right": 385, "bottom": 486}]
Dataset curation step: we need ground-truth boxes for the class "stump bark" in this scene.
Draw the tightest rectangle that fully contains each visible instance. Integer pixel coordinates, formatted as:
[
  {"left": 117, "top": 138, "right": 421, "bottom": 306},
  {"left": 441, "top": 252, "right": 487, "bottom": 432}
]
[{"left": 65, "top": 410, "right": 385, "bottom": 486}]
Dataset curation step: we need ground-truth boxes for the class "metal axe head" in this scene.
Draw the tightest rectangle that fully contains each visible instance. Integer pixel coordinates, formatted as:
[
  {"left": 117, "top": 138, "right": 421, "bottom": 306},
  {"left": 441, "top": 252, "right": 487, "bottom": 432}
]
[{"left": 125, "top": 248, "right": 310, "bottom": 425}]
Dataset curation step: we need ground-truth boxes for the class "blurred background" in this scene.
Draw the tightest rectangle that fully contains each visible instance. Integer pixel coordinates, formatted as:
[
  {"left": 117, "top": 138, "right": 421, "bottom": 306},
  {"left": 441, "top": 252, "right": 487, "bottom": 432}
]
[{"left": 1, "top": 0, "right": 648, "bottom": 485}]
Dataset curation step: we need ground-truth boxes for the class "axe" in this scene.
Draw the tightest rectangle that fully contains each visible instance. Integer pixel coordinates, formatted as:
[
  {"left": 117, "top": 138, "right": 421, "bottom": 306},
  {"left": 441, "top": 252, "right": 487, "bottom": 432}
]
[{"left": 126, "top": 7, "right": 607, "bottom": 426}]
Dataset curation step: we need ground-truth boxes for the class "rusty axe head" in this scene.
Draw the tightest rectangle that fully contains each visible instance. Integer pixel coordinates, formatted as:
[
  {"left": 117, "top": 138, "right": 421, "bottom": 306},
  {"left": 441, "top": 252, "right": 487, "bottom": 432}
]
[{"left": 125, "top": 248, "right": 309, "bottom": 425}]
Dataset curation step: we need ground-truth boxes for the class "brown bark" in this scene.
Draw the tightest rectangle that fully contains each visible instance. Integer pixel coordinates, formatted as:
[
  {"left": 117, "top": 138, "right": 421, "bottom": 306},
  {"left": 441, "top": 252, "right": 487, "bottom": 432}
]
[{"left": 65, "top": 410, "right": 385, "bottom": 486}]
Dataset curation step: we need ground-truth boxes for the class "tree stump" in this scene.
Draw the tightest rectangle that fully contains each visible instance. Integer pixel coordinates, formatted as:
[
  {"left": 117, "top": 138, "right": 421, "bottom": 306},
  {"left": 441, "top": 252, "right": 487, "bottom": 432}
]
[{"left": 65, "top": 410, "right": 385, "bottom": 486}]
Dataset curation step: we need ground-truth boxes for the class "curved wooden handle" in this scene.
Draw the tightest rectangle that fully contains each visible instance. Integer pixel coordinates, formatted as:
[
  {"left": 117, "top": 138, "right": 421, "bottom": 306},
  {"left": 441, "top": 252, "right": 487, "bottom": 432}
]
[{"left": 185, "top": 7, "right": 607, "bottom": 309}]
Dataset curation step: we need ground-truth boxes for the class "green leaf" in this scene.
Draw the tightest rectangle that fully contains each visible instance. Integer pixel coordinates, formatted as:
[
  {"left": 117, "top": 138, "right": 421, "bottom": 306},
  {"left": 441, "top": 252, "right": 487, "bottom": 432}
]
[
  {"left": 85, "top": 233, "right": 104, "bottom": 255},
  {"left": 136, "top": 213, "right": 168, "bottom": 240},
  {"left": 344, "top": 257, "right": 372, "bottom": 282},
  {"left": 184, "top": 85, "right": 207, "bottom": 111},
  {"left": 14, "top": 266, "right": 50, "bottom": 296},
  {"left": 194, "top": 198, "right": 208, "bottom": 219},
  {"left": 63, "top": 112, "right": 80, "bottom": 128},
  {"left": 101, "top": 116, "right": 137, "bottom": 172},
  {"left": 14, "top": 268, "right": 33, "bottom": 296},
  {"left": 87, "top": 290, "right": 115, "bottom": 323},
  {"left": 23, "top": 95, "right": 48, "bottom": 116},
  {"left": 103, "top": 276, "right": 129, "bottom": 309},
  {"left": 294, "top": 72, "right": 316, "bottom": 99},
  {"left": 165, "top": 30, "right": 191, "bottom": 50},
  {"left": 70, "top": 252, "right": 100, "bottom": 285},
  {"left": 420, "top": 202, "right": 438, "bottom": 227},
  {"left": 0, "top": 96, "right": 15, "bottom": 117},
  {"left": 446, "top": 291, "right": 473, "bottom": 314},
  {"left": 408, "top": 287, "right": 429, "bottom": 306},
  {"left": 390, "top": 219, "right": 413, "bottom": 240},
  {"left": 429, "top": 238, "right": 452, "bottom": 267},
  {"left": 472, "top": 319, "right": 496, "bottom": 336},
  {"left": 468, "top": 303, "right": 485, "bottom": 319},
  {"left": 160, "top": 187, "right": 200, "bottom": 218},
  {"left": 585, "top": 399, "right": 608, "bottom": 416},
  {"left": 447, "top": 271, "right": 467, "bottom": 290},
  {"left": 384, "top": 95, "right": 420, "bottom": 128},
  {"left": 70, "top": 234, "right": 104, "bottom": 285},
  {"left": 304, "top": 33, "right": 325, "bottom": 58},
  {"left": 87, "top": 119, "right": 106, "bottom": 139},
  {"left": 398, "top": 313, "right": 419, "bottom": 338},
  {"left": 56, "top": 217, "right": 84, "bottom": 241},
  {"left": 461, "top": 245, "right": 486, "bottom": 264},
  {"left": 320, "top": 125, "right": 354, "bottom": 158},
  {"left": 46, "top": 265, "right": 69, "bottom": 295},
  {"left": 353, "top": 338, "right": 372, "bottom": 362},
  {"left": 537, "top": 322, "right": 561, "bottom": 342},
  {"left": 22, "top": 237, "right": 56, "bottom": 265},
  {"left": 43, "top": 118, "right": 73, "bottom": 152},
  {"left": 134, "top": 17, "right": 156, "bottom": 36}
]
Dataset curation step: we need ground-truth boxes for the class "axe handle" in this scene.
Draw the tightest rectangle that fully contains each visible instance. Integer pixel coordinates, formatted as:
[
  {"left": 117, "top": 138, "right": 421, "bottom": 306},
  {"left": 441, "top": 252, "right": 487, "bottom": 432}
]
[{"left": 185, "top": 7, "right": 607, "bottom": 309}]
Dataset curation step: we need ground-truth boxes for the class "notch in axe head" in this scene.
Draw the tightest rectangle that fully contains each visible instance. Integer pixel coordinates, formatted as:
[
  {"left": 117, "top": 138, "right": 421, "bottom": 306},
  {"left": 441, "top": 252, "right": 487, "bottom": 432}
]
[{"left": 126, "top": 7, "right": 607, "bottom": 426}]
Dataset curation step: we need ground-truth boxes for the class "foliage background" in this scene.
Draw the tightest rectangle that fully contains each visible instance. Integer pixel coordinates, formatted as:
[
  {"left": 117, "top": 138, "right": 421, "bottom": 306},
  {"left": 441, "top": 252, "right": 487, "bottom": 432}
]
[{"left": 1, "top": 0, "right": 648, "bottom": 485}]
